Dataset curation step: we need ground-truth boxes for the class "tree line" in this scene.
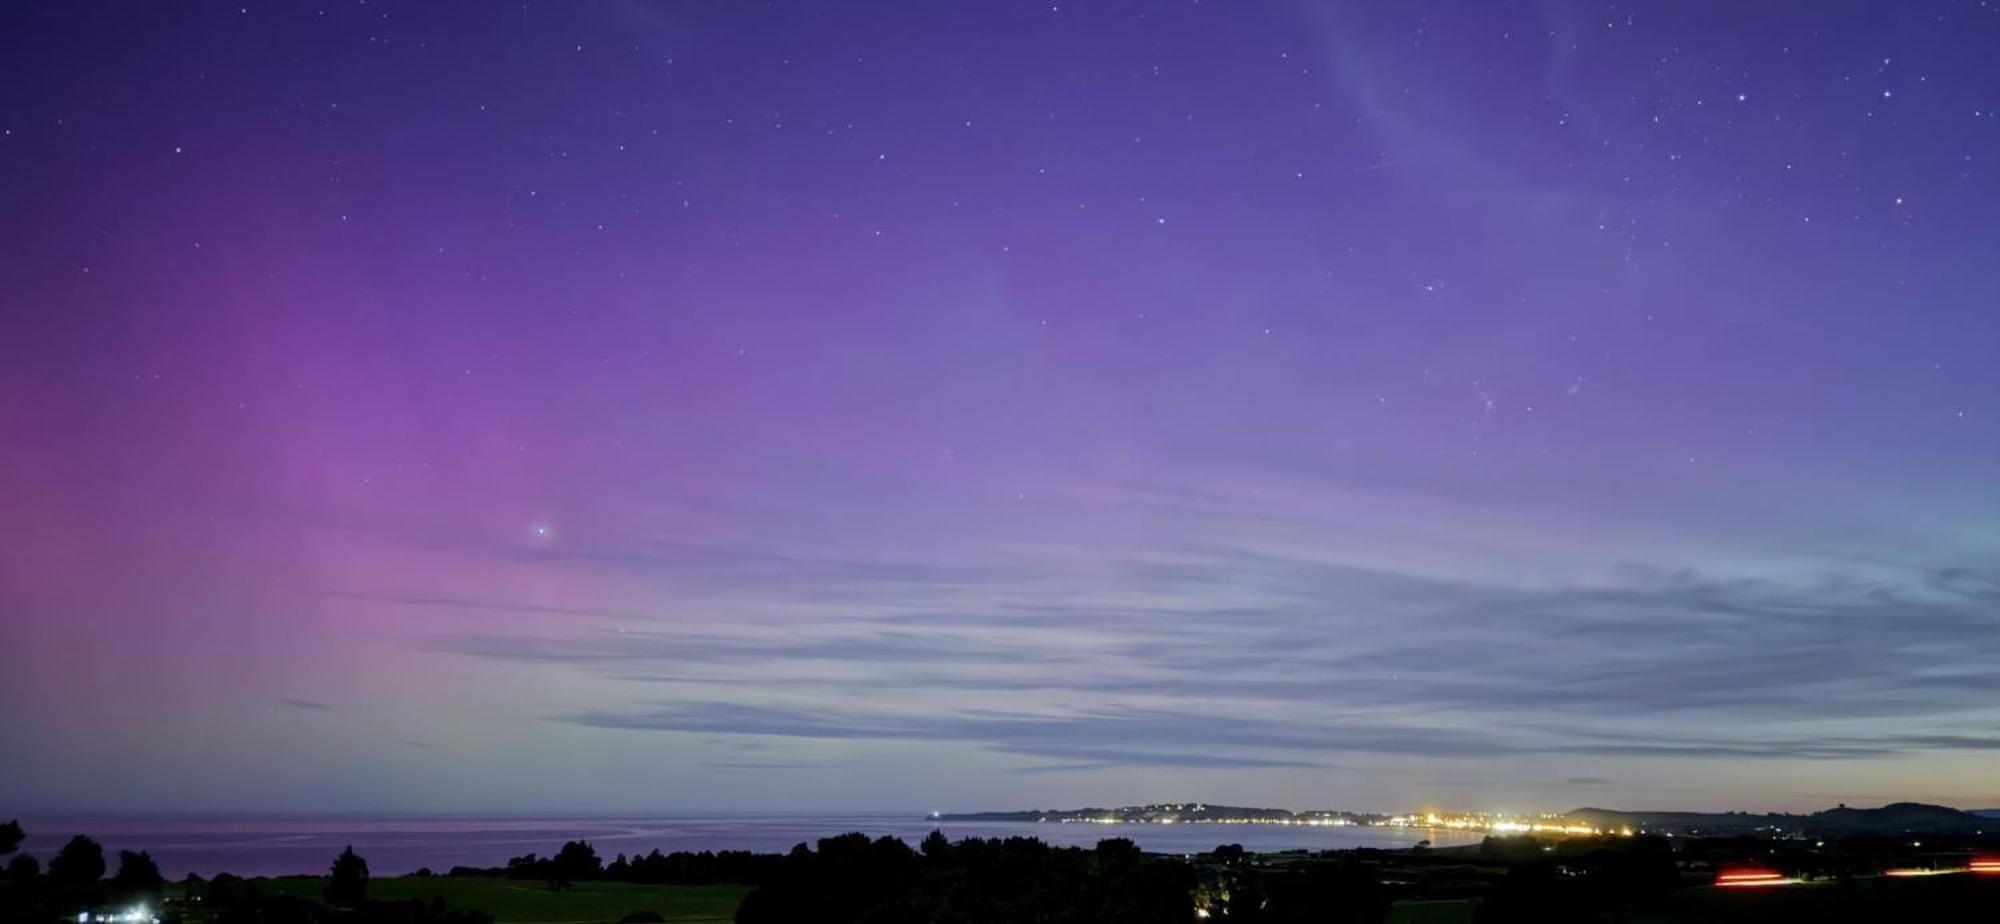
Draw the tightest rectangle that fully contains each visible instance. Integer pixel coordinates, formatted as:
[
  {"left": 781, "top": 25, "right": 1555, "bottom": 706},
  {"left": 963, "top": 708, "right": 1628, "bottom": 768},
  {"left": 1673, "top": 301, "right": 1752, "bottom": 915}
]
[
  {"left": 0, "top": 819, "right": 488, "bottom": 923},
  {"left": 731, "top": 831, "right": 1394, "bottom": 923},
  {"left": 446, "top": 830, "right": 1399, "bottom": 922},
  {"left": 445, "top": 839, "right": 782, "bottom": 889},
  {"left": 1, "top": 815, "right": 1722, "bottom": 924},
  {"left": 2, "top": 819, "right": 170, "bottom": 918}
]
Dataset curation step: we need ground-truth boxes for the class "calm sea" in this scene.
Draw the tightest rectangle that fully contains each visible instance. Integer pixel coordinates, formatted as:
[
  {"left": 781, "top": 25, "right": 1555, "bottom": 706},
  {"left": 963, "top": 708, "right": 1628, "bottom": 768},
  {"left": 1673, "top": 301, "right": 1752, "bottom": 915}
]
[{"left": 12, "top": 814, "right": 1486, "bottom": 878}]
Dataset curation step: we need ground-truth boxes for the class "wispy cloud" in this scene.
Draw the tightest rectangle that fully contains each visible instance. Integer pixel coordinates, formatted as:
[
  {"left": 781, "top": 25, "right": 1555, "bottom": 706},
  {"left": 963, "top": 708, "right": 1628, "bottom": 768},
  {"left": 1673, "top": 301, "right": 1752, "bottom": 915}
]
[
  {"left": 699, "top": 760, "right": 845, "bottom": 771},
  {"left": 321, "top": 588, "right": 628, "bottom": 620},
  {"left": 401, "top": 469, "right": 2000, "bottom": 776}
]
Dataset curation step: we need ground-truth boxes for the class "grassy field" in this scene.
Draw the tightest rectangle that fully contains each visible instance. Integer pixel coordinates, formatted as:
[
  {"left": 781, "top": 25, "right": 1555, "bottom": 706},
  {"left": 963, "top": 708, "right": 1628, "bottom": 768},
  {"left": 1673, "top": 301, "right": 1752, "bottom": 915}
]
[
  {"left": 254, "top": 876, "right": 749, "bottom": 923},
  {"left": 1388, "top": 899, "right": 1475, "bottom": 924}
]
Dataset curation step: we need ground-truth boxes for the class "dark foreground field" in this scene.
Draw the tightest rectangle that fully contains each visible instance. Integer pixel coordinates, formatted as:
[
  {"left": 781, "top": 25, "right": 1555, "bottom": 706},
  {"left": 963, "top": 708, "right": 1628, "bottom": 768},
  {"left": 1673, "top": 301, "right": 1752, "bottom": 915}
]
[
  {"left": 1386, "top": 899, "right": 1475, "bottom": 923},
  {"left": 1381, "top": 875, "right": 2000, "bottom": 923},
  {"left": 238, "top": 871, "right": 2000, "bottom": 923},
  {"left": 254, "top": 876, "right": 748, "bottom": 923},
  {"left": 1632, "top": 873, "right": 2000, "bottom": 923}
]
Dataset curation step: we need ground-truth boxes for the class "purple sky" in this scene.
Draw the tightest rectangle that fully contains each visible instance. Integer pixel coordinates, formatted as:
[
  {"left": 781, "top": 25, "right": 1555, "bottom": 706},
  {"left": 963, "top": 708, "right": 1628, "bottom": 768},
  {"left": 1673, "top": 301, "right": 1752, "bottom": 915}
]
[{"left": 3, "top": 1, "right": 1998, "bottom": 817}]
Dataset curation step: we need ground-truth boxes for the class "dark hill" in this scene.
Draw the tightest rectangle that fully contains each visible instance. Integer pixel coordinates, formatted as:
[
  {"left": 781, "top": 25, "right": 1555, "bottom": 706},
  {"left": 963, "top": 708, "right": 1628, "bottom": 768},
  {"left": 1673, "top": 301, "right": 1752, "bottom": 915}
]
[
  {"left": 1566, "top": 802, "right": 1988, "bottom": 835},
  {"left": 1806, "top": 801, "right": 1987, "bottom": 834}
]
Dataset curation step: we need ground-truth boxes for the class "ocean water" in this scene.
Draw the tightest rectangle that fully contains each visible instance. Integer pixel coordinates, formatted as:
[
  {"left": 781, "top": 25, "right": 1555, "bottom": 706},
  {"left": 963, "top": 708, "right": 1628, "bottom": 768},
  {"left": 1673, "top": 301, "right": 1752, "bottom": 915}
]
[{"left": 12, "top": 814, "right": 1487, "bottom": 878}]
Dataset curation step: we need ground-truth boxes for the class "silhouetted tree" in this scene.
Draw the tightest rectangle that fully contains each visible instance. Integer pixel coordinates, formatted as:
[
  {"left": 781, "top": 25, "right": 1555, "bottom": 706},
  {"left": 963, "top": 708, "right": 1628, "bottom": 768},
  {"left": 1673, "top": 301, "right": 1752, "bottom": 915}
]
[
  {"left": 49, "top": 835, "right": 105, "bottom": 888},
  {"left": 110, "top": 850, "right": 165, "bottom": 905},
  {"left": 735, "top": 832, "right": 1199, "bottom": 924},
  {"left": 1096, "top": 837, "right": 1142, "bottom": 869},
  {"left": 0, "top": 847, "right": 50, "bottom": 924},
  {"left": 42, "top": 834, "right": 105, "bottom": 915},
  {"left": 549, "top": 840, "right": 602, "bottom": 889},
  {"left": 579, "top": 847, "right": 778, "bottom": 886},
  {"left": 503, "top": 851, "right": 542, "bottom": 880},
  {"left": 0, "top": 820, "right": 32, "bottom": 891},
  {"left": 326, "top": 845, "right": 370, "bottom": 907},
  {"left": 1099, "top": 847, "right": 1198, "bottom": 924},
  {"left": 524, "top": 836, "right": 600, "bottom": 888},
  {"left": 920, "top": 830, "right": 951, "bottom": 864},
  {"left": 5, "top": 853, "right": 39, "bottom": 883}
]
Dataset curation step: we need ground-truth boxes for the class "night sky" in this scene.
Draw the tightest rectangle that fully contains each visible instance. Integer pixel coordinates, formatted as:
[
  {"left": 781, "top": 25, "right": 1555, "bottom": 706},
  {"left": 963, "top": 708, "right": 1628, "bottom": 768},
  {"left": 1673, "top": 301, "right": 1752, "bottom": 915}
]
[{"left": 3, "top": 1, "right": 1998, "bottom": 817}]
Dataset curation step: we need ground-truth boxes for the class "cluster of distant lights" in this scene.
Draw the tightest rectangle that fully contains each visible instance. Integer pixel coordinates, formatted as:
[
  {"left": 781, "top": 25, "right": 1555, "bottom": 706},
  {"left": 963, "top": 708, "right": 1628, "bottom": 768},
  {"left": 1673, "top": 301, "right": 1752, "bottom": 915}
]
[
  {"left": 951, "top": 808, "right": 2000, "bottom": 891},
  {"left": 78, "top": 909, "right": 156, "bottom": 924},
  {"left": 1033, "top": 810, "right": 1631, "bottom": 837},
  {"left": 1382, "top": 813, "right": 1630, "bottom": 837},
  {"left": 1046, "top": 815, "right": 1365, "bottom": 827},
  {"left": 1006, "top": 810, "right": 2000, "bottom": 892}
]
